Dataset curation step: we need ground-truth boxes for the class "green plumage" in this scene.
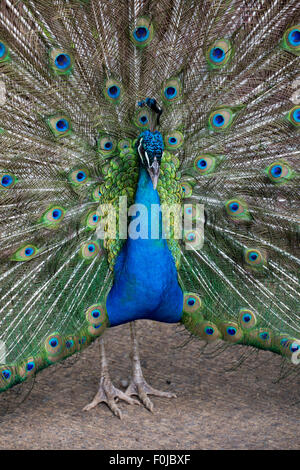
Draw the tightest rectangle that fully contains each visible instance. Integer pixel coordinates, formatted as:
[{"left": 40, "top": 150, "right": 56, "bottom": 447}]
[{"left": 0, "top": 0, "right": 299, "bottom": 394}]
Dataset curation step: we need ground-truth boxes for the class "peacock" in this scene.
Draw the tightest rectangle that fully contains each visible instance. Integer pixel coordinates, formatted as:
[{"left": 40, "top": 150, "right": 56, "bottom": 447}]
[{"left": 0, "top": 0, "right": 299, "bottom": 419}]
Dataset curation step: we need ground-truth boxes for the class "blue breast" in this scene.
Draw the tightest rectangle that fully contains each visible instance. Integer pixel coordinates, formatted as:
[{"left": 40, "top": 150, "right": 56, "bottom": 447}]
[{"left": 106, "top": 167, "right": 183, "bottom": 326}]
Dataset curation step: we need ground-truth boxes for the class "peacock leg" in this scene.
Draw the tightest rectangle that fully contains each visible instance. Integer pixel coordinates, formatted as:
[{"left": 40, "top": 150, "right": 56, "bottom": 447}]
[
  {"left": 83, "top": 337, "right": 140, "bottom": 419},
  {"left": 125, "top": 321, "right": 176, "bottom": 412}
]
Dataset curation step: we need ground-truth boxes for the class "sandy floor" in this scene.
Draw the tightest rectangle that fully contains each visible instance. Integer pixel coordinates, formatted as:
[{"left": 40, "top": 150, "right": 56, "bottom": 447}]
[{"left": 0, "top": 321, "right": 299, "bottom": 450}]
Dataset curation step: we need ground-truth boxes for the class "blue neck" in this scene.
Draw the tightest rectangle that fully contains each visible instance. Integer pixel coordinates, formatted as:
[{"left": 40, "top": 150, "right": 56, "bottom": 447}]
[{"left": 106, "top": 167, "right": 183, "bottom": 327}]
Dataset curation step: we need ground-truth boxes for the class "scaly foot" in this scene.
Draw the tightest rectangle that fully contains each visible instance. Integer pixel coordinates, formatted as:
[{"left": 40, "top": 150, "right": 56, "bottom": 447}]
[
  {"left": 126, "top": 375, "right": 176, "bottom": 412},
  {"left": 83, "top": 338, "right": 139, "bottom": 419},
  {"left": 126, "top": 321, "right": 176, "bottom": 412}
]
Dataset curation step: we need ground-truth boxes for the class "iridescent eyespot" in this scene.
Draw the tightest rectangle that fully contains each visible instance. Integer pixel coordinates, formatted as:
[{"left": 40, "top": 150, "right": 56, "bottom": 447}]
[
  {"left": 221, "top": 322, "right": 243, "bottom": 343},
  {"left": 281, "top": 25, "right": 300, "bottom": 55},
  {"left": 225, "top": 199, "right": 251, "bottom": 221},
  {"left": 130, "top": 17, "right": 154, "bottom": 48},
  {"left": 0, "top": 366, "right": 14, "bottom": 389},
  {"left": 265, "top": 160, "right": 293, "bottom": 184},
  {"left": 0, "top": 41, "right": 10, "bottom": 62},
  {"left": 183, "top": 293, "right": 202, "bottom": 314},
  {"left": 40, "top": 205, "right": 66, "bottom": 228},
  {"left": 239, "top": 308, "right": 257, "bottom": 329},
  {"left": 104, "top": 79, "right": 122, "bottom": 103},
  {"left": 162, "top": 78, "right": 181, "bottom": 104},
  {"left": 69, "top": 168, "right": 90, "bottom": 185},
  {"left": 98, "top": 135, "right": 117, "bottom": 155},
  {"left": 206, "top": 39, "right": 233, "bottom": 68},
  {"left": 46, "top": 114, "right": 72, "bottom": 137},
  {"left": 286, "top": 106, "right": 300, "bottom": 127},
  {"left": 0, "top": 173, "right": 16, "bottom": 189},
  {"left": 45, "top": 333, "right": 63, "bottom": 360},
  {"left": 194, "top": 155, "right": 217, "bottom": 175},
  {"left": 92, "top": 185, "right": 102, "bottom": 202},
  {"left": 85, "top": 304, "right": 106, "bottom": 326},
  {"left": 249, "top": 329, "right": 272, "bottom": 347},
  {"left": 80, "top": 240, "right": 100, "bottom": 260},
  {"left": 183, "top": 204, "right": 204, "bottom": 224},
  {"left": 164, "top": 131, "right": 184, "bottom": 150},
  {"left": 181, "top": 181, "right": 193, "bottom": 197},
  {"left": 85, "top": 210, "right": 100, "bottom": 230},
  {"left": 184, "top": 230, "right": 203, "bottom": 250},
  {"left": 244, "top": 248, "right": 265, "bottom": 269},
  {"left": 133, "top": 108, "right": 151, "bottom": 129},
  {"left": 11, "top": 243, "right": 39, "bottom": 261},
  {"left": 118, "top": 139, "right": 132, "bottom": 151},
  {"left": 49, "top": 48, "right": 73, "bottom": 75},
  {"left": 200, "top": 322, "right": 221, "bottom": 342},
  {"left": 208, "top": 108, "right": 235, "bottom": 131}
]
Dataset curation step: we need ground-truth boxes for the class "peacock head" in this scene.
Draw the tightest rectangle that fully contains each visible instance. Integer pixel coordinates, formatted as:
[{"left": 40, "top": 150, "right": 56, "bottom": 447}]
[
  {"left": 136, "top": 129, "right": 164, "bottom": 190},
  {"left": 135, "top": 97, "right": 164, "bottom": 189}
]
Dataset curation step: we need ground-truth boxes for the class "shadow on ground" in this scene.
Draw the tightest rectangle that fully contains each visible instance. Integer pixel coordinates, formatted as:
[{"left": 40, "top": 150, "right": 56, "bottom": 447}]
[{"left": 0, "top": 321, "right": 299, "bottom": 449}]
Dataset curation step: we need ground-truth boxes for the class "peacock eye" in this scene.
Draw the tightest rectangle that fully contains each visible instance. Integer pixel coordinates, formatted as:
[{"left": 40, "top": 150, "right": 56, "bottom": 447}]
[
  {"left": 69, "top": 168, "right": 89, "bottom": 185},
  {"left": 206, "top": 39, "right": 232, "bottom": 68},
  {"left": 0, "top": 40, "right": 10, "bottom": 62},
  {"left": 194, "top": 155, "right": 216, "bottom": 174},
  {"left": 45, "top": 334, "right": 63, "bottom": 360},
  {"left": 208, "top": 108, "right": 235, "bottom": 131},
  {"left": 47, "top": 114, "right": 72, "bottom": 137},
  {"left": 80, "top": 240, "right": 100, "bottom": 260},
  {"left": 184, "top": 230, "right": 203, "bottom": 250},
  {"left": 281, "top": 25, "right": 300, "bottom": 54},
  {"left": 181, "top": 181, "right": 193, "bottom": 197},
  {"left": 286, "top": 106, "right": 300, "bottom": 126},
  {"left": 0, "top": 173, "right": 16, "bottom": 189},
  {"left": 26, "top": 361, "right": 35, "bottom": 372},
  {"left": 49, "top": 48, "right": 73, "bottom": 75},
  {"left": 85, "top": 304, "right": 106, "bottom": 325},
  {"left": 85, "top": 210, "right": 100, "bottom": 230},
  {"left": 201, "top": 322, "right": 221, "bottom": 341},
  {"left": 118, "top": 139, "right": 132, "bottom": 151},
  {"left": 11, "top": 243, "right": 39, "bottom": 261},
  {"left": 244, "top": 248, "right": 265, "bottom": 269},
  {"left": 104, "top": 79, "right": 122, "bottom": 103},
  {"left": 239, "top": 308, "right": 257, "bottom": 329},
  {"left": 183, "top": 293, "right": 202, "bottom": 314},
  {"left": 133, "top": 109, "right": 151, "bottom": 129},
  {"left": 162, "top": 78, "right": 181, "bottom": 104},
  {"left": 130, "top": 17, "right": 154, "bottom": 47},
  {"left": 164, "top": 131, "right": 184, "bottom": 150},
  {"left": 40, "top": 205, "right": 65, "bottom": 228},
  {"left": 98, "top": 135, "right": 117, "bottom": 155},
  {"left": 227, "top": 327, "right": 237, "bottom": 336},
  {"left": 225, "top": 198, "right": 251, "bottom": 221},
  {"left": 265, "top": 160, "right": 292, "bottom": 184}
]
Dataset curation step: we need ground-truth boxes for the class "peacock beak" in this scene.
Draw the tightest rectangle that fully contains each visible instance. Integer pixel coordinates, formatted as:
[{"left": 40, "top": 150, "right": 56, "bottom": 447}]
[{"left": 147, "top": 157, "right": 160, "bottom": 190}]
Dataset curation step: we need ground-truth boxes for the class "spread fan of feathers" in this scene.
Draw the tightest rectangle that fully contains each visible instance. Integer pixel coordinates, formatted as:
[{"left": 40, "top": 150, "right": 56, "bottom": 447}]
[{"left": 0, "top": 0, "right": 299, "bottom": 395}]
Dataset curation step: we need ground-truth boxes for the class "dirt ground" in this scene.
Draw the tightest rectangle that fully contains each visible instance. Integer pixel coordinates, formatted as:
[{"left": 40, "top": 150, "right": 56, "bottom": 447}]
[{"left": 0, "top": 321, "right": 299, "bottom": 450}]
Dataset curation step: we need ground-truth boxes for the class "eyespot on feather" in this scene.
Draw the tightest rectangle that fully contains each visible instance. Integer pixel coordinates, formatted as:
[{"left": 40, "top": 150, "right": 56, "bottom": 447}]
[
  {"left": 44, "top": 333, "right": 64, "bottom": 360},
  {"left": 11, "top": 243, "right": 39, "bottom": 261},
  {"left": 69, "top": 168, "right": 90, "bottom": 186},
  {"left": 199, "top": 322, "right": 222, "bottom": 342},
  {"left": 239, "top": 308, "right": 257, "bottom": 329},
  {"left": 220, "top": 322, "right": 243, "bottom": 343},
  {"left": 133, "top": 108, "right": 151, "bottom": 129},
  {"left": 130, "top": 17, "right": 154, "bottom": 48},
  {"left": 0, "top": 365, "right": 14, "bottom": 390},
  {"left": 225, "top": 199, "right": 251, "bottom": 221},
  {"left": 80, "top": 240, "right": 100, "bottom": 260},
  {"left": 285, "top": 106, "right": 300, "bottom": 127},
  {"left": 206, "top": 39, "right": 233, "bottom": 68},
  {"left": 280, "top": 25, "right": 300, "bottom": 55},
  {"left": 46, "top": 114, "right": 72, "bottom": 137},
  {"left": 265, "top": 160, "right": 293, "bottom": 184},
  {"left": 162, "top": 77, "right": 181, "bottom": 104},
  {"left": 244, "top": 248, "right": 266, "bottom": 269},
  {"left": 98, "top": 135, "right": 117, "bottom": 155},
  {"left": 0, "top": 41, "right": 10, "bottom": 63},
  {"left": 183, "top": 293, "right": 202, "bottom": 314},
  {"left": 164, "top": 131, "right": 184, "bottom": 150},
  {"left": 0, "top": 172, "right": 17, "bottom": 189},
  {"left": 104, "top": 78, "right": 122, "bottom": 103},
  {"left": 49, "top": 48, "right": 73, "bottom": 75},
  {"left": 208, "top": 108, "right": 235, "bottom": 131}
]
